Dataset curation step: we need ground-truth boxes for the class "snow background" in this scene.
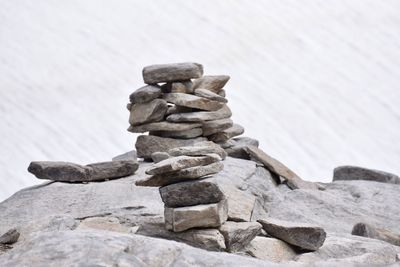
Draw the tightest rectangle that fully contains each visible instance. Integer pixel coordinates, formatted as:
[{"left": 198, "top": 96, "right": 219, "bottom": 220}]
[{"left": 1, "top": 0, "right": 399, "bottom": 201}]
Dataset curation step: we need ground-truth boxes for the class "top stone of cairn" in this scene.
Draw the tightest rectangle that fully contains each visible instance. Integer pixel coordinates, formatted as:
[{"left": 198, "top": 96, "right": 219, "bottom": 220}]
[{"left": 143, "top": 62, "right": 204, "bottom": 84}]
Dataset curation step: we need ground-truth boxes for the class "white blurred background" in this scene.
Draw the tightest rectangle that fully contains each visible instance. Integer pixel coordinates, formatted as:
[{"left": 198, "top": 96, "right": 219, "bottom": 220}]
[{"left": 1, "top": 0, "right": 399, "bottom": 201}]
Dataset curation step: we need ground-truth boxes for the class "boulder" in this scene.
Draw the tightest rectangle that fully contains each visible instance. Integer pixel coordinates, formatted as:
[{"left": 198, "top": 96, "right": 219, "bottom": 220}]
[
  {"left": 352, "top": 222, "right": 400, "bottom": 246},
  {"left": 0, "top": 229, "right": 19, "bottom": 244},
  {"left": 202, "top": 118, "right": 233, "bottom": 136},
  {"left": 112, "top": 150, "right": 137, "bottom": 162},
  {"left": 258, "top": 218, "right": 326, "bottom": 251},
  {"left": 86, "top": 160, "right": 139, "bottom": 180},
  {"left": 194, "top": 88, "right": 228, "bottom": 103},
  {"left": 168, "top": 142, "right": 227, "bottom": 160},
  {"left": 150, "top": 128, "right": 203, "bottom": 139},
  {"left": 165, "top": 199, "right": 228, "bottom": 232},
  {"left": 219, "top": 221, "right": 262, "bottom": 252},
  {"left": 208, "top": 124, "right": 244, "bottom": 142},
  {"left": 333, "top": 166, "right": 400, "bottom": 185},
  {"left": 159, "top": 180, "right": 225, "bottom": 207},
  {"left": 128, "top": 121, "right": 201, "bottom": 133},
  {"left": 162, "top": 80, "right": 194, "bottom": 93},
  {"left": 143, "top": 62, "right": 203, "bottom": 84},
  {"left": 193, "top": 75, "right": 230, "bottom": 93},
  {"left": 129, "top": 85, "right": 162, "bottom": 104},
  {"left": 150, "top": 152, "right": 170, "bottom": 163},
  {"left": 166, "top": 105, "right": 232, "bottom": 122},
  {"left": 243, "top": 236, "right": 297, "bottom": 262},
  {"left": 128, "top": 99, "right": 168, "bottom": 126},
  {"left": 163, "top": 93, "right": 224, "bottom": 111}
]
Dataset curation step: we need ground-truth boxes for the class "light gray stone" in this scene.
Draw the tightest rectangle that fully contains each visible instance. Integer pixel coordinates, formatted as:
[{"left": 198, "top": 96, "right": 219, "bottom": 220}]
[
  {"left": 333, "top": 166, "right": 400, "bottom": 184},
  {"left": 143, "top": 62, "right": 203, "bottom": 84},
  {"left": 193, "top": 75, "right": 230, "bottom": 93},
  {"left": 208, "top": 123, "right": 244, "bottom": 142},
  {"left": 150, "top": 152, "right": 170, "bottom": 163},
  {"left": 224, "top": 186, "right": 256, "bottom": 222},
  {"left": 150, "top": 128, "right": 203, "bottom": 139},
  {"left": 166, "top": 104, "right": 232, "bottom": 122},
  {"left": 129, "top": 84, "right": 162, "bottom": 104},
  {"left": 28, "top": 161, "right": 92, "bottom": 182},
  {"left": 165, "top": 199, "right": 228, "bottom": 232},
  {"left": 258, "top": 218, "right": 326, "bottom": 251},
  {"left": 129, "top": 98, "right": 168, "bottom": 126},
  {"left": 86, "top": 160, "right": 139, "bottom": 180},
  {"left": 112, "top": 150, "right": 137, "bottom": 162},
  {"left": 195, "top": 88, "right": 228, "bottom": 103},
  {"left": 168, "top": 142, "right": 227, "bottom": 160},
  {"left": 0, "top": 229, "right": 19, "bottom": 244},
  {"left": 243, "top": 236, "right": 297, "bottom": 262},
  {"left": 219, "top": 221, "right": 262, "bottom": 252},
  {"left": 225, "top": 137, "right": 259, "bottom": 159},
  {"left": 161, "top": 80, "right": 194, "bottom": 93},
  {"left": 352, "top": 222, "right": 400, "bottom": 246},
  {"left": 128, "top": 121, "right": 202, "bottom": 133},
  {"left": 202, "top": 118, "right": 233, "bottom": 136},
  {"left": 163, "top": 93, "right": 224, "bottom": 111}
]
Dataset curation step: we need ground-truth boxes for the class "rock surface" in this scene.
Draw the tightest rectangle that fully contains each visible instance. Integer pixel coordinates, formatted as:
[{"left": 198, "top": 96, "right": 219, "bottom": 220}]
[
  {"left": 333, "top": 165, "right": 400, "bottom": 184},
  {"left": 195, "top": 88, "right": 228, "bottom": 103},
  {"left": 225, "top": 137, "right": 259, "bottom": 159},
  {"left": 166, "top": 104, "right": 232, "bottom": 122},
  {"left": 162, "top": 80, "right": 194, "bottom": 93},
  {"left": 219, "top": 221, "right": 262, "bottom": 252},
  {"left": 28, "top": 161, "right": 91, "bottom": 182},
  {"left": 352, "top": 222, "right": 400, "bottom": 246},
  {"left": 112, "top": 150, "right": 137, "bottom": 162},
  {"left": 128, "top": 121, "right": 201, "bottom": 133},
  {"left": 193, "top": 75, "right": 230, "bottom": 93},
  {"left": 128, "top": 99, "right": 168, "bottom": 126},
  {"left": 143, "top": 62, "right": 203, "bottom": 84},
  {"left": 168, "top": 142, "right": 227, "bottom": 159},
  {"left": 129, "top": 85, "right": 162, "bottom": 104},
  {"left": 208, "top": 123, "right": 244, "bottom": 142},
  {"left": 243, "top": 236, "right": 298, "bottom": 262},
  {"left": 202, "top": 118, "right": 233, "bottom": 136},
  {"left": 163, "top": 93, "right": 224, "bottom": 111},
  {"left": 0, "top": 229, "right": 19, "bottom": 245},
  {"left": 150, "top": 152, "right": 170, "bottom": 163}
]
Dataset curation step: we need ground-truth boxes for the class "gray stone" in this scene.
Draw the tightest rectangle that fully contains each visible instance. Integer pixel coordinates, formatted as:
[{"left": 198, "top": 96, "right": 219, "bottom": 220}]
[
  {"left": 145, "top": 154, "right": 221, "bottom": 175},
  {"left": 243, "top": 236, "right": 297, "bottom": 262},
  {"left": 0, "top": 229, "right": 19, "bottom": 244},
  {"left": 126, "top": 102, "right": 132, "bottom": 111},
  {"left": 168, "top": 141, "right": 227, "bottom": 160},
  {"left": 163, "top": 93, "right": 224, "bottom": 111},
  {"left": 352, "top": 222, "right": 400, "bottom": 246},
  {"left": 160, "top": 180, "right": 225, "bottom": 207},
  {"left": 219, "top": 221, "right": 262, "bottom": 252},
  {"left": 218, "top": 89, "right": 226, "bottom": 97},
  {"left": 112, "top": 150, "right": 137, "bottom": 162},
  {"left": 150, "top": 152, "right": 170, "bottom": 163},
  {"left": 208, "top": 123, "right": 245, "bottom": 142},
  {"left": 258, "top": 218, "right": 326, "bottom": 251},
  {"left": 136, "top": 162, "right": 224, "bottom": 187},
  {"left": 225, "top": 137, "right": 259, "bottom": 159},
  {"left": 224, "top": 186, "right": 256, "bottom": 222},
  {"left": 162, "top": 80, "right": 194, "bottom": 93},
  {"left": 195, "top": 88, "right": 228, "bottom": 103},
  {"left": 333, "top": 166, "right": 400, "bottom": 184},
  {"left": 135, "top": 135, "right": 207, "bottom": 159},
  {"left": 245, "top": 146, "right": 318, "bottom": 190},
  {"left": 166, "top": 104, "right": 232, "bottom": 122},
  {"left": 28, "top": 161, "right": 92, "bottom": 182},
  {"left": 165, "top": 199, "right": 228, "bottom": 232},
  {"left": 128, "top": 98, "right": 168, "bottom": 126},
  {"left": 77, "top": 216, "right": 137, "bottom": 234},
  {"left": 202, "top": 118, "right": 233, "bottom": 136},
  {"left": 166, "top": 105, "right": 192, "bottom": 115},
  {"left": 128, "top": 121, "right": 202, "bottom": 133},
  {"left": 143, "top": 62, "right": 203, "bottom": 84},
  {"left": 150, "top": 128, "right": 203, "bottom": 139},
  {"left": 87, "top": 160, "right": 139, "bottom": 180},
  {"left": 129, "top": 84, "right": 162, "bottom": 104},
  {"left": 193, "top": 75, "right": 230, "bottom": 93}
]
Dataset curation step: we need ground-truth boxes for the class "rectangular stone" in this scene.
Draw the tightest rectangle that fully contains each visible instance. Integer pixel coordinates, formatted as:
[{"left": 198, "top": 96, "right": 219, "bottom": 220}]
[{"left": 143, "top": 62, "right": 203, "bottom": 84}]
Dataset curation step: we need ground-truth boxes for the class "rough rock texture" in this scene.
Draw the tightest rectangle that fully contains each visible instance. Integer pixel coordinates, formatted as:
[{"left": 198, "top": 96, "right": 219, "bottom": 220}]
[
  {"left": 243, "top": 236, "right": 298, "bottom": 262},
  {"left": 352, "top": 222, "right": 400, "bottom": 246},
  {"left": 128, "top": 121, "right": 201, "bottom": 133},
  {"left": 129, "top": 85, "right": 162, "bottom": 104},
  {"left": 194, "top": 88, "right": 228, "bottom": 103},
  {"left": 193, "top": 75, "right": 230, "bottom": 93},
  {"left": 28, "top": 161, "right": 91, "bottom": 182},
  {"left": 128, "top": 98, "right": 168, "bottom": 126},
  {"left": 225, "top": 137, "right": 259, "bottom": 159},
  {"left": 166, "top": 104, "right": 232, "bottom": 122},
  {"left": 333, "top": 166, "right": 400, "bottom": 184},
  {"left": 258, "top": 218, "right": 327, "bottom": 251},
  {"left": 208, "top": 123, "right": 245, "bottom": 142},
  {"left": 224, "top": 186, "right": 256, "bottom": 222},
  {"left": 143, "top": 62, "right": 203, "bottom": 84},
  {"left": 168, "top": 142, "right": 227, "bottom": 160},
  {"left": 202, "top": 118, "right": 233, "bottom": 136},
  {"left": 86, "top": 160, "right": 139, "bottom": 180},
  {"left": 150, "top": 152, "right": 170, "bottom": 163},
  {"left": 0, "top": 229, "right": 19, "bottom": 244},
  {"left": 163, "top": 93, "right": 224, "bottom": 111},
  {"left": 112, "top": 150, "right": 137, "bottom": 162},
  {"left": 162, "top": 80, "right": 194, "bottom": 93},
  {"left": 219, "top": 221, "right": 262, "bottom": 252}
]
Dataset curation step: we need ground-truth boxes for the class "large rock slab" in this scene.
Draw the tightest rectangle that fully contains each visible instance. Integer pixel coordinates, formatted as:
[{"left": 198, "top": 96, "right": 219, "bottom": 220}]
[
  {"left": 143, "top": 62, "right": 203, "bottom": 84},
  {"left": 219, "top": 221, "right": 262, "bottom": 252},
  {"left": 352, "top": 222, "right": 400, "bottom": 246},
  {"left": 163, "top": 93, "right": 224, "bottom": 111},
  {"left": 208, "top": 123, "right": 244, "bottom": 142},
  {"left": 195, "top": 88, "right": 228, "bottom": 103},
  {"left": 243, "top": 236, "right": 297, "bottom": 262},
  {"left": 160, "top": 180, "right": 225, "bottom": 207},
  {"left": 128, "top": 98, "right": 168, "bottom": 126},
  {"left": 128, "top": 121, "right": 201, "bottom": 133},
  {"left": 202, "top": 118, "right": 233, "bottom": 136},
  {"left": 193, "top": 75, "right": 230, "bottom": 93},
  {"left": 168, "top": 141, "right": 227, "bottom": 160},
  {"left": 129, "top": 85, "right": 162, "bottom": 104},
  {"left": 165, "top": 199, "right": 228, "bottom": 232},
  {"left": 150, "top": 128, "right": 203, "bottom": 139},
  {"left": 333, "top": 166, "right": 400, "bottom": 184},
  {"left": 166, "top": 104, "right": 232, "bottom": 122},
  {"left": 258, "top": 218, "right": 326, "bottom": 251}
]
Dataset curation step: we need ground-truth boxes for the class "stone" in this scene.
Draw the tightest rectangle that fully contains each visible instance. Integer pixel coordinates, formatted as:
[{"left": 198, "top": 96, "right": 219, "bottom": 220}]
[
  {"left": 150, "top": 152, "right": 170, "bottom": 163},
  {"left": 245, "top": 146, "right": 318, "bottom": 190},
  {"left": 224, "top": 187, "right": 256, "bottom": 222},
  {"left": 145, "top": 154, "right": 221, "bottom": 175},
  {"left": 86, "top": 160, "right": 139, "bottom": 180},
  {"left": 162, "top": 80, "right": 194, "bottom": 93},
  {"left": 202, "top": 118, "right": 233, "bottom": 136},
  {"left": 208, "top": 123, "right": 244, "bottom": 142},
  {"left": 136, "top": 162, "right": 224, "bottom": 187},
  {"left": 128, "top": 98, "right": 168, "bottom": 126},
  {"left": 225, "top": 137, "right": 259, "bottom": 159},
  {"left": 143, "top": 62, "right": 203, "bottom": 84},
  {"left": 258, "top": 218, "right": 326, "bottom": 251},
  {"left": 112, "top": 150, "right": 137, "bottom": 162},
  {"left": 167, "top": 104, "right": 232, "bottom": 122},
  {"left": 165, "top": 199, "right": 228, "bottom": 232},
  {"left": 128, "top": 121, "right": 202, "bottom": 133},
  {"left": 193, "top": 75, "right": 230, "bottom": 93},
  {"left": 126, "top": 102, "right": 132, "bottom": 111},
  {"left": 0, "top": 229, "right": 19, "bottom": 244},
  {"left": 168, "top": 141, "right": 227, "bottom": 160},
  {"left": 135, "top": 135, "right": 207, "bottom": 159},
  {"left": 194, "top": 88, "right": 228, "bottom": 103},
  {"left": 352, "top": 222, "right": 400, "bottom": 246},
  {"left": 166, "top": 105, "right": 192, "bottom": 115},
  {"left": 129, "top": 85, "right": 162, "bottom": 104},
  {"left": 333, "top": 166, "right": 400, "bottom": 185},
  {"left": 243, "top": 236, "right": 297, "bottom": 262},
  {"left": 219, "top": 221, "right": 262, "bottom": 252},
  {"left": 150, "top": 128, "right": 203, "bottom": 139},
  {"left": 159, "top": 180, "right": 225, "bottom": 207},
  {"left": 28, "top": 161, "right": 91, "bottom": 182},
  {"left": 218, "top": 89, "right": 226, "bottom": 97},
  {"left": 163, "top": 93, "right": 224, "bottom": 111}
]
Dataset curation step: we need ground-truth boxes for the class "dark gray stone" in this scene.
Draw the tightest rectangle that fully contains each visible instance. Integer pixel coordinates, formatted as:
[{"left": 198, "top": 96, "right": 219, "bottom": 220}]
[
  {"left": 333, "top": 166, "right": 400, "bottom": 185},
  {"left": 208, "top": 123, "right": 244, "bottom": 142},
  {"left": 161, "top": 80, "right": 194, "bottom": 93},
  {"left": 166, "top": 105, "right": 193, "bottom": 116},
  {"left": 129, "top": 85, "right": 162, "bottom": 104},
  {"left": 219, "top": 221, "right": 262, "bottom": 252},
  {"left": 202, "top": 119, "right": 233, "bottom": 136},
  {"left": 86, "top": 160, "right": 139, "bottom": 180},
  {"left": 193, "top": 75, "right": 230, "bottom": 93},
  {"left": 163, "top": 93, "right": 224, "bottom": 111},
  {"left": 128, "top": 121, "right": 202, "bottom": 133},
  {"left": 143, "top": 62, "right": 203, "bottom": 84},
  {"left": 194, "top": 88, "right": 228, "bottom": 103},
  {"left": 150, "top": 152, "right": 170, "bottom": 163},
  {"left": 352, "top": 222, "right": 400, "bottom": 246},
  {"left": 129, "top": 99, "right": 168, "bottom": 126},
  {"left": 0, "top": 229, "right": 19, "bottom": 244},
  {"left": 28, "top": 161, "right": 92, "bottom": 182},
  {"left": 225, "top": 137, "right": 259, "bottom": 159},
  {"left": 166, "top": 105, "right": 232, "bottom": 122},
  {"left": 150, "top": 128, "right": 203, "bottom": 139}
]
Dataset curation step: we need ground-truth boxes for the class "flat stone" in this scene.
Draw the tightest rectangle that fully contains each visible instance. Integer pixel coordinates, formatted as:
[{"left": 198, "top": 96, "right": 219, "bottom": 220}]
[
  {"left": 129, "top": 85, "right": 162, "bottom": 104},
  {"left": 135, "top": 135, "right": 207, "bottom": 159},
  {"left": 112, "top": 150, "right": 137, "bottom": 162},
  {"left": 87, "top": 161, "right": 139, "bottom": 180},
  {"left": 165, "top": 199, "right": 228, "bottom": 232},
  {"left": 167, "top": 105, "right": 232, "bottom": 122},
  {"left": 160, "top": 180, "right": 225, "bottom": 208},
  {"left": 224, "top": 186, "right": 256, "bottom": 222},
  {"left": 168, "top": 141, "right": 227, "bottom": 160},
  {"left": 352, "top": 222, "right": 400, "bottom": 246},
  {"left": 194, "top": 88, "right": 228, "bottom": 103},
  {"left": 225, "top": 137, "right": 259, "bottom": 159},
  {"left": 208, "top": 123, "right": 244, "bottom": 142},
  {"left": 128, "top": 121, "right": 202, "bottom": 133},
  {"left": 333, "top": 166, "right": 400, "bottom": 184},
  {"left": 258, "top": 218, "right": 326, "bottom": 251},
  {"left": 166, "top": 105, "right": 192, "bottom": 115},
  {"left": 245, "top": 146, "right": 319, "bottom": 190},
  {"left": 128, "top": 99, "right": 168, "bottom": 126},
  {"left": 243, "top": 236, "right": 297, "bottom": 262},
  {"left": 136, "top": 162, "right": 224, "bottom": 187},
  {"left": 150, "top": 152, "right": 170, "bottom": 163},
  {"left": 28, "top": 161, "right": 92, "bottom": 182},
  {"left": 202, "top": 118, "right": 233, "bottom": 136},
  {"left": 0, "top": 229, "right": 20, "bottom": 244},
  {"left": 163, "top": 93, "right": 224, "bottom": 111},
  {"left": 219, "top": 221, "right": 262, "bottom": 252},
  {"left": 146, "top": 154, "right": 221, "bottom": 175},
  {"left": 150, "top": 128, "right": 203, "bottom": 139},
  {"left": 161, "top": 80, "right": 194, "bottom": 93},
  {"left": 193, "top": 75, "right": 230, "bottom": 93},
  {"left": 143, "top": 62, "right": 203, "bottom": 84}
]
